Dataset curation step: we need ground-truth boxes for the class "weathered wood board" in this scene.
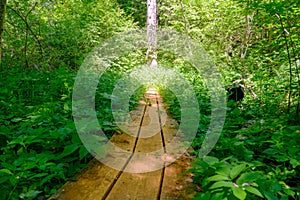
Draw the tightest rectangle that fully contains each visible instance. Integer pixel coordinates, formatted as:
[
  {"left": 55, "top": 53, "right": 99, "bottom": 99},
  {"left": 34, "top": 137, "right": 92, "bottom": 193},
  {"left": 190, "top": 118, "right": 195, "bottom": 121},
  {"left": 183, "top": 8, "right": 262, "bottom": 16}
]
[{"left": 50, "top": 89, "right": 196, "bottom": 200}]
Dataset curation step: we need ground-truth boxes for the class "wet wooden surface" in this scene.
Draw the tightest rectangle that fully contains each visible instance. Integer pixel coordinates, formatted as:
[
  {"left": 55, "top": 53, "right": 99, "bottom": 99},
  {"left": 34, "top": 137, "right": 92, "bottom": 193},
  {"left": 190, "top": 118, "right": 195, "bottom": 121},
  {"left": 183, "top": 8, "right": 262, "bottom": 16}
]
[{"left": 50, "top": 89, "right": 196, "bottom": 200}]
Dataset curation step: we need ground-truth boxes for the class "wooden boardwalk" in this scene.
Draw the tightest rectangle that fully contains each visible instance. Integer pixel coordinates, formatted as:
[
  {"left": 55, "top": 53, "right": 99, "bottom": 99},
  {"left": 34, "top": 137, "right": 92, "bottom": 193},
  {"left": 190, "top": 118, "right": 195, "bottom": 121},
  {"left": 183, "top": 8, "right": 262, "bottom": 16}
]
[{"left": 51, "top": 89, "right": 196, "bottom": 200}]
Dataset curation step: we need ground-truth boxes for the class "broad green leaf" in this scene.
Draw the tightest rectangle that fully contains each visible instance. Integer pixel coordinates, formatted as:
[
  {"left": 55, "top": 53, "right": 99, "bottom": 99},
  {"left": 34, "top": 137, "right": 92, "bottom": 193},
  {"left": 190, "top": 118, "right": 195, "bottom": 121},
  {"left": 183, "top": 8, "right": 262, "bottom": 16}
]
[
  {"left": 244, "top": 186, "right": 263, "bottom": 198},
  {"left": 71, "top": 133, "right": 82, "bottom": 144},
  {"left": 209, "top": 181, "right": 234, "bottom": 189},
  {"left": 230, "top": 164, "right": 246, "bottom": 180},
  {"left": 11, "top": 118, "right": 23, "bottom": 122},
  {"left": 282, "top": 188, "right": 295, "bottom": 196},
  {"left": 263, "top": 148, "right": 278, "bottom": 155},
  {"left": 28, "top": 173, "right": 49, "bottom": 180},
  {"left": 211, "top": 192, "right": 225, "bottom": 200},
  {"left": 40, "top": 174, "right": 57, "bottom": 186},
  {"left": 263, "top": 191, "right": 279, "bottom": 200},
  {"left": 206, "top": 174, "right": 229, "bottom": 182},
  {"left": 203, "top": 156, "right": 219, "bottom": 165},
  {"left": 233, "top": 187, "right": 247, "bottom": 200},
  {"left": 193, "top": 191, "right": 211, "bottom": 200},
  {"left": 58, "top": 144, "right": 79, "bottom": 159},
  {"left": 79, "top": 146, "right": 89, "bottom": 160},
  {"left": 236, "top": 172, "right": 260, "bottom": 185},
  {"left": 287, "top": 126, "right": 300, "bottom": 131},
  {"left": 216, "top": 165, "right": 231, "bottom": 177},
  {"left": 0, "top": 169, "right": 13, "bottom": 175},
  {"left": 290, "top": 158, "right": 300, "bottom": 168},
  {"left": 19, "top": 190, "right": 42, "bottom": 199}
]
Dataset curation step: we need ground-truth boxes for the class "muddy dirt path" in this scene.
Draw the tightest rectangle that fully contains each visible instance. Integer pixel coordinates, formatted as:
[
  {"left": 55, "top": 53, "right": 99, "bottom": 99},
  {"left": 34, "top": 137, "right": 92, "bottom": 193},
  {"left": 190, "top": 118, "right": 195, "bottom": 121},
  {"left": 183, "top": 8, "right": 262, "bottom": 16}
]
[{"left": 50, "top": 89, "right": 197, "bottom": 200}]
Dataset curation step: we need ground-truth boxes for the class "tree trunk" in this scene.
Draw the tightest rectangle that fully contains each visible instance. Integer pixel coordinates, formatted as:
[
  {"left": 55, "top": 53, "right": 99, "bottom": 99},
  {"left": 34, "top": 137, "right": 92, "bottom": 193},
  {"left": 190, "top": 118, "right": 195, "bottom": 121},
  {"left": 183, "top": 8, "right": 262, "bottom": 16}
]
[
  {"left": 0, "top": 0, "right": 7, "bottom": 62},
  {"left": 146, "top": 0, "right": 157, "bottom": 67}
]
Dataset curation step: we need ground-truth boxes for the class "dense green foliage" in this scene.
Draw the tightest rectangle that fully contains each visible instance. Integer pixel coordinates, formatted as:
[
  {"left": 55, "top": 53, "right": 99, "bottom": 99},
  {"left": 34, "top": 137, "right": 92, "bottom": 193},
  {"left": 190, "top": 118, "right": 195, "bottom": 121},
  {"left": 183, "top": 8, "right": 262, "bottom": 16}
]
[
  {"left": 2, "top": 0, "right": 134, "bottom": 70},
  {"left": 0, "top": 62, "right": 145, "bottom": 199},
  {"left": 158, "top": 50, "right": 299, "bottom": 199},
  {"left": 157, "top": 0, "right": 300, "bottom": 199},
  {"left": 115, "top": 0, "right": 146, "bottom": 27},
  {"left": 0, "top": 0, "right": 141, "bottom": 199},
  {"left": 0, "top": 0, "right": 299, "bottom": 199},
  {"left": 0, "top": 68, "right": 84, "bottom": 199}
]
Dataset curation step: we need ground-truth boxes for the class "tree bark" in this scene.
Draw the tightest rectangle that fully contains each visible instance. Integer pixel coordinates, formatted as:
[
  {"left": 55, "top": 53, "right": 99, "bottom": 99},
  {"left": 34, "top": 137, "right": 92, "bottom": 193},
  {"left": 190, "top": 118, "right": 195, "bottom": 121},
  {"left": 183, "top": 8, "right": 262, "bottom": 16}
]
[
  {"left": 146, "top": 0, "right": 157, "bottom": 67},
  {"left": 0, "top": 0, "right": 7, "bottom": 62}
]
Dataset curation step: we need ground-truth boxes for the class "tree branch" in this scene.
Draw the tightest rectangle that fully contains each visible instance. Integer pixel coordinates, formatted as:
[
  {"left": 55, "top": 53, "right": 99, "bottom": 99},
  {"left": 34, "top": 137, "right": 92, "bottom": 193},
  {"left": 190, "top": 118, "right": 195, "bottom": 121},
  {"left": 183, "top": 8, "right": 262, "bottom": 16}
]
[{"left": 7, "top": 4, "right": 44, "bottom": 55}]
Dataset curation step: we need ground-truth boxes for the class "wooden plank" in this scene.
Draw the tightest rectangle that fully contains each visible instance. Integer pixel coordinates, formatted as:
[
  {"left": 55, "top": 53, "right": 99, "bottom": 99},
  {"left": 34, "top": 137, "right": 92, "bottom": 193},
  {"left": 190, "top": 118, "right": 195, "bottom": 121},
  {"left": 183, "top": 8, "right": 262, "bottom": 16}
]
[
  {"left": 105, "top": 89, "right": 164, "bottom": 199},
  {"left": 50, "top": 89, "right": 197, "bottom": 200},
  {"left": 50, "top": 104, "right": 146, "bottom": 200},
  {"left": 106, "top": 170, "right": 162, "bottom": 200},
  {"left": 161, "top": 157, "right": 196, "bottom": 200},
  {"left": 160, "top": 103, "right": 197, "bottom": 200}
]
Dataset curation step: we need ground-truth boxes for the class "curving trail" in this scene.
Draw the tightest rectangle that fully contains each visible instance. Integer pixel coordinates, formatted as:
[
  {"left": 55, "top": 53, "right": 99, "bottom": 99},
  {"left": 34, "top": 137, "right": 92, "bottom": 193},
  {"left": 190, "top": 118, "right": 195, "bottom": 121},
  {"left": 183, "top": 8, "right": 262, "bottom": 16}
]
[{"left": 50, "top": 89, "right": 197, "bottom": 200}]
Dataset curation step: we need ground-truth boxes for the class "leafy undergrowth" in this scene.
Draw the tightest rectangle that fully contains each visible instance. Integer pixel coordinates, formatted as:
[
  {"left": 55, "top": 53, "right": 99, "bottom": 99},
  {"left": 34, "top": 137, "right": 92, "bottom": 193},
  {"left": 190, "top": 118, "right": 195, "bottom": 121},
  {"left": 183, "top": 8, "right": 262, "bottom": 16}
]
[
  {"left": 0, "top": 63, "right": 145, "bottom": 199},
  {"left": 159, "top": 61, "right": 300, "bottom": 199},
  {"left": 191, "top": 113, "right": 300, "bottom": 200},
  {"left": 163, "top": 91, "right": 300, "bottom": 200},
  {"left": 162, "top": 92, "right": 300, "bottom": 199}
]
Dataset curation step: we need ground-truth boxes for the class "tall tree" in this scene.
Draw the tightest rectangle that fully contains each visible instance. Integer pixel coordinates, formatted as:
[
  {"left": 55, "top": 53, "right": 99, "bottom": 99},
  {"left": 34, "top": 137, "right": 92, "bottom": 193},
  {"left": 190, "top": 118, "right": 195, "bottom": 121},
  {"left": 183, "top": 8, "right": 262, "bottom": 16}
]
[
  {"left": 146, "top": 0, "right": 157, "bottom": 67},
  {"left": 0, "top": 0, "right": 7, "bottom": 62}
]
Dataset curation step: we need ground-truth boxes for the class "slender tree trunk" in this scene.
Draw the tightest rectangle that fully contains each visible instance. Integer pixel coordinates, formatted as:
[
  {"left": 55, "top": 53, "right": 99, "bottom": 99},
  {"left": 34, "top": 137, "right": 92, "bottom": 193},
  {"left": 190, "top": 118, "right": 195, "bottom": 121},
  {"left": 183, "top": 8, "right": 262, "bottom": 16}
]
[
  {"left": 146, "top": 0, "right": 157, "bottom": 67},
  {"left": 0, "top": 0, "right": 7, "bottom": 62},
  {"left": 275, "top": 13, "right": 293, "bottom": 114}
]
